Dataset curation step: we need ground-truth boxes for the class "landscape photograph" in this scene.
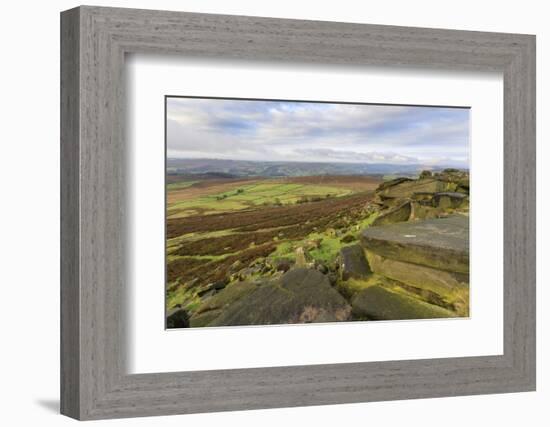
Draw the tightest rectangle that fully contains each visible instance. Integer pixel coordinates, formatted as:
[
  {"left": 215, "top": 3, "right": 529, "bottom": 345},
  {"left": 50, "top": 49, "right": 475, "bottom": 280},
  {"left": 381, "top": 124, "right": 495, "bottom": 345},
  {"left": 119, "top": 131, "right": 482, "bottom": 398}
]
[{"left": 165, "top": 96, "right": 470, "bottom": 329}]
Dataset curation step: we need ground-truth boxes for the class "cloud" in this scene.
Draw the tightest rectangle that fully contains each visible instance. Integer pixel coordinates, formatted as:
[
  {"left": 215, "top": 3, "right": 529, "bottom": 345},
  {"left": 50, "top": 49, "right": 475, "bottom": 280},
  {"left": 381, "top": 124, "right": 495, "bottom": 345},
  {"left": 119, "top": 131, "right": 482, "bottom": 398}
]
[
  {"left": 166, "top": 97, "right": 469, "bottom": 167},
  {"left": 292, "top": 148, "right": 418, "bottom": 164}
]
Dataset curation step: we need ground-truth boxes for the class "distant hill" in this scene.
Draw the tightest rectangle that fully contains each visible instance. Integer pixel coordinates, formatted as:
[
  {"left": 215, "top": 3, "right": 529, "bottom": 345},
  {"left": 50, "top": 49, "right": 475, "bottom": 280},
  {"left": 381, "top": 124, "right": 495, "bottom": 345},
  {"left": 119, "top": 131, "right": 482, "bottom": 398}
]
[{"left": 167, "top": 158, "right": 465, "bottom": 178}]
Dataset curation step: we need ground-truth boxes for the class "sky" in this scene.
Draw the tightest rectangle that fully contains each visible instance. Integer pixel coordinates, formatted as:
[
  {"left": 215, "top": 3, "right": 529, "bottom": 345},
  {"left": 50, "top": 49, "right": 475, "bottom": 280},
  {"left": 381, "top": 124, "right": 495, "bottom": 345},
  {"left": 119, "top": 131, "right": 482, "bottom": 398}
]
[{"left": 166, "top": 97, "right": 470, "bottom": 167}]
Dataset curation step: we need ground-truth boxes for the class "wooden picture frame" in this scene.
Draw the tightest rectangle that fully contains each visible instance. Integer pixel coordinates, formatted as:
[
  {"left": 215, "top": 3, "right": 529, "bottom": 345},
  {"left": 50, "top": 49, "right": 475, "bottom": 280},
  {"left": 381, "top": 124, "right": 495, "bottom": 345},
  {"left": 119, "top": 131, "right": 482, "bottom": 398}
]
[{"left": 60, "top": 5, "right": 536, "bottom": 420}]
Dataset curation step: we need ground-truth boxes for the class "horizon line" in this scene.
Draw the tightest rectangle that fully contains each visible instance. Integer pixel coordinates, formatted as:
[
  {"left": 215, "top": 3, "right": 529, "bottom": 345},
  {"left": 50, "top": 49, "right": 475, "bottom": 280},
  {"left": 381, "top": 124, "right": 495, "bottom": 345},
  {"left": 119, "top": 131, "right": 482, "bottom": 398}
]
[{"left": 166, "top": 156, "right": 469, "bottom": 168}]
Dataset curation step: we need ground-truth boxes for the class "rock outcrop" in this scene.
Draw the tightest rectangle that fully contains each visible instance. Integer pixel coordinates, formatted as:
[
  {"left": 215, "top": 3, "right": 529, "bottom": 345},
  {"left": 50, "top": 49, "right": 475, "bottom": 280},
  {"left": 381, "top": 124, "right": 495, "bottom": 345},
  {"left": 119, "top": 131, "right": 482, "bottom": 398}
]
[
  {"left": 295, "top": 246, "right": 314, "bottom": 267},
  {"left": 166, "top": 307, "right": 190, "bottom": 328},
  {"left": 352, "top": 285, "right": 457, "bottom": 320},
  {"left": 360, "top": 216, "right": 470, "bottom": 315},
  {"left": 339, "top": 244, "right": 371, "bottom": 281},
  {"left": 433, "top": 192, "right": 469, "bottom": 209},
  {"left": 372, "top": 201, "right": 412, "bottom": 226},
  {"left": 361, "top": 215, "right": 469, "bottom": 273},
  {"left": 351, "top": 169, "right": 471, "bottom": 318},
  {"left": 191, "top": 268, "right": 352, "bottom": 327},
  {"left": 372, "top": 169, "right": 470, "bottom": 225},
  {"left": 189, "top": 281, "right": 259, "bottom": 327}
]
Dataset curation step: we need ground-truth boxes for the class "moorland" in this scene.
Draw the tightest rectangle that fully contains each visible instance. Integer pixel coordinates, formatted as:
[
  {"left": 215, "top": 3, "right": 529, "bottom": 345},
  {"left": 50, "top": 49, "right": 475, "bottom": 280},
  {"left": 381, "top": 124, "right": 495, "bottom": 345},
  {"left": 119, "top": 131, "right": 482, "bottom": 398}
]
[{"left": 166, "top": 158, "right": 470, "bottom": 328}]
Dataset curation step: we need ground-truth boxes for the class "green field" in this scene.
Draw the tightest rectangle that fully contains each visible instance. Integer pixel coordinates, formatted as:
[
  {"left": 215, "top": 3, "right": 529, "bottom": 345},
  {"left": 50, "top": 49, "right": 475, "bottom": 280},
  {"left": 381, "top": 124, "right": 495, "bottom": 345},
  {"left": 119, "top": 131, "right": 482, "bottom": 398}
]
[
  {"left": 167, "top": 181, "right": 352, "bottom": 218},
  {"left": 166, "top": 180, "right": 198, "bottom": 190}
]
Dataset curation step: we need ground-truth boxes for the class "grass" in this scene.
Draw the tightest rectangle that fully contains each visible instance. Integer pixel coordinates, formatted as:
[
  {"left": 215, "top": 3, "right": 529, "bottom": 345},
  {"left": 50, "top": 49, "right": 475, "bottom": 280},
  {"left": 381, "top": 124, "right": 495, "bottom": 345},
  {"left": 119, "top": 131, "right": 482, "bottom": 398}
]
[
  {"left": 166, "top": 180, "right": 198, "bottom": 190},
  {"left": 308, "top": 232, "right": 346, "bottom": 263},
  {"left": 167, "top": 229, "right": 236, "bottom": 250},
  {"left": 167, "top": 283, "right": 201, "bottom": 311},
  {"left": 167, "top": 253, "right": 234, "bottom": 264},
  {"left": 355, "top": 211, "right": 379, "bottom": 229},
  {"left": 167, "top": 182, "right": 352, "bottom": 218},
  {"left": 270, "top": 230, "right": 345, "bottom": 264},
  {"left": 168, "top": 199, "right": 245, "bottom": 218},
  {"left": 270, "top": 241, "right": 296, "bottom": 261},
  {"left": 269, "top": 212, "right": 379, "bottom": 265}
]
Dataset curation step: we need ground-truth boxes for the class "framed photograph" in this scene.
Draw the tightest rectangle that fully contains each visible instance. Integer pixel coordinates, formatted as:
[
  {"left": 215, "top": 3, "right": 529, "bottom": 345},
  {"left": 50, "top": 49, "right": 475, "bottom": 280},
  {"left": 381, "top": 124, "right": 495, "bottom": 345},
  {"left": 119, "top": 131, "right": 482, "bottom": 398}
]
[
  {"left": 164, "top": 96, "right": 471, "bottom": 328},
  {"left": 61, "top": 6, "right": 536, "bottom": 420}
]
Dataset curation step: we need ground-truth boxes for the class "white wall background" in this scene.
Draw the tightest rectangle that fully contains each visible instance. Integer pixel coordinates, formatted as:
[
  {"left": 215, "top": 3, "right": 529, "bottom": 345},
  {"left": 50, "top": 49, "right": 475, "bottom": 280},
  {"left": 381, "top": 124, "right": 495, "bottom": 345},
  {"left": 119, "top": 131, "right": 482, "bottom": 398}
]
[{"left": 0, "top": 0, "right": 546, "bottom": 425}]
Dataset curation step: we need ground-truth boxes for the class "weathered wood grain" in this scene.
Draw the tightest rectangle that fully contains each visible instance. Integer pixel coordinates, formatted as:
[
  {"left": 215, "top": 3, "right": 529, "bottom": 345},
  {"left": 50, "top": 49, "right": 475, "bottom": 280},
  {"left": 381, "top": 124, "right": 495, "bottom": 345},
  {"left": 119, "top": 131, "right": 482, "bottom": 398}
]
[
  {"left": 60, "top": 6, "right": 536, "bottom": 420},
  {"left": 60, "top": 7, "right": 80, "bottom": 419}
]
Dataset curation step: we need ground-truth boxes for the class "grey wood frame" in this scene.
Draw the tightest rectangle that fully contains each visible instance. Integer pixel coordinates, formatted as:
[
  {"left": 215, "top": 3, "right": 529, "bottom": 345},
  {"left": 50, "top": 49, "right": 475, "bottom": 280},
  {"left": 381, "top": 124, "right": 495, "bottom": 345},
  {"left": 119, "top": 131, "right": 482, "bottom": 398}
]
[{"left": 60, "top": 5, "right": 536, "bottom": 421}]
